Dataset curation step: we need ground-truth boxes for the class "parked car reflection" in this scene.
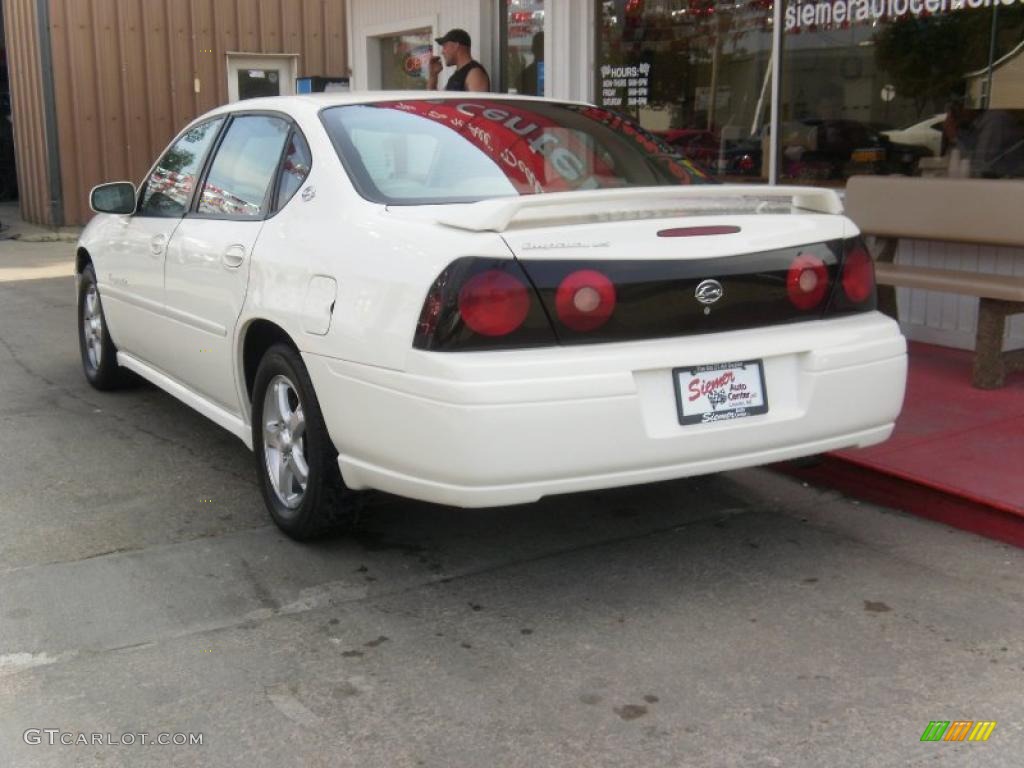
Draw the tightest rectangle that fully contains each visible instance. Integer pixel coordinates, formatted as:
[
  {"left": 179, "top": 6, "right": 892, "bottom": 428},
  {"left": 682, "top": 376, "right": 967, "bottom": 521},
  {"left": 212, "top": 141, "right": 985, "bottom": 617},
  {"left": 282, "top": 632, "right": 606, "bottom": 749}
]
[{"left": 781, "top": 119, "right": 931, "bottom": 180}]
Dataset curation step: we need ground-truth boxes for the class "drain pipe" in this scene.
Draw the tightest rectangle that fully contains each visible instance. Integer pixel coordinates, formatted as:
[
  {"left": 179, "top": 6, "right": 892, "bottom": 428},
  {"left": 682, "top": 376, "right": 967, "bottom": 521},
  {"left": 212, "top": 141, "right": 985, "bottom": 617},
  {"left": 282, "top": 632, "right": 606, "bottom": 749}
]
[
  {"left": 768, "top": 0, "right": 783, "bottom": 186},
  {"left": 35, "top": 0, "right": 63, "bottom": 227}
]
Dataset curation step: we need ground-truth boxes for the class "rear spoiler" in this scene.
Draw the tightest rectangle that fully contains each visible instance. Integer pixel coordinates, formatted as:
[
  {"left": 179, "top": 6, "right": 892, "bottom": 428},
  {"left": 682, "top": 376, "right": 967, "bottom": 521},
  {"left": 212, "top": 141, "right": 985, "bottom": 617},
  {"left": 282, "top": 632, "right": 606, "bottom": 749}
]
[{"left": 436, "top": 185, "right": 844, "bottom": 233}]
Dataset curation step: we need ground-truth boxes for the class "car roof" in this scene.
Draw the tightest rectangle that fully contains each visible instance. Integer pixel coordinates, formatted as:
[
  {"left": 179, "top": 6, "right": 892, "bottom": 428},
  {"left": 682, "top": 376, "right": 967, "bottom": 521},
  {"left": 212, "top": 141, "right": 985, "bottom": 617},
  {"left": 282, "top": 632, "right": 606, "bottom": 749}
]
[{"left": 203, "top": 91, "right": 593, "bottom": 119}]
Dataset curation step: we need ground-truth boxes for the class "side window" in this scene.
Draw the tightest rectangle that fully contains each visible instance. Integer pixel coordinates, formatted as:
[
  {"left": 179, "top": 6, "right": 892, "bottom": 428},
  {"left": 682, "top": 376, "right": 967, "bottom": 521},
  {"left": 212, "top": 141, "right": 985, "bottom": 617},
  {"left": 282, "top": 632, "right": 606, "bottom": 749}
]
[
  {"left": 274, "top": 130, "right": 312, "bottom": 212},
  {"left": 198, "top": 115, "right": 290, "bottom": 219},
  {"left": 138, "top": 118, "right": 224, "bottom": 218}
]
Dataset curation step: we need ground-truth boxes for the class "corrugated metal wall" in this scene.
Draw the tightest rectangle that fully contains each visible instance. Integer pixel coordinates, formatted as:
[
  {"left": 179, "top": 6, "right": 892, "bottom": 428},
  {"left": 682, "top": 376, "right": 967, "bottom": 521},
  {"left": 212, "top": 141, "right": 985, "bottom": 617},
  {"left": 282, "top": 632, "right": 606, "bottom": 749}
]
[
  {"left": 3, "top": 0, "right": 52, "bottom": 226},
  {"left": 45, "top": 0, "right": 347, "bottom": 225}
]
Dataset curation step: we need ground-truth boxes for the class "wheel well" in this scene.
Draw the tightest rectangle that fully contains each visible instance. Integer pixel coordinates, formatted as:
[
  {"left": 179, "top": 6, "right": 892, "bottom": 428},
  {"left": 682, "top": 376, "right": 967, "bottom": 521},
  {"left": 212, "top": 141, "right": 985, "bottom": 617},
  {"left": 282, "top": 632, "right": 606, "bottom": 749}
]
[
  {"left": 76, "top": 247, "right": 91, "bottom": 274},
  {"left": 242, "top": 320, "right": 297, "bottom": 401}
]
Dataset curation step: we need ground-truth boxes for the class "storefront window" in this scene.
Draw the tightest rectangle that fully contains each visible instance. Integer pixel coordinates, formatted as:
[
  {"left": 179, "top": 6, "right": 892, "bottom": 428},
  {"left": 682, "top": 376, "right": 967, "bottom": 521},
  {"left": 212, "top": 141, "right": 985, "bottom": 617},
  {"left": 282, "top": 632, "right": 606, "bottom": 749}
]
[
  {"left": 780, "top": 1, "right": 1024, "bottom": 183},
  {"left": 378, "top": 29, "right": 434, "bottom": 90},
  {"left": 504, "top": 0, "right": 546, "bottom": 95},
  {"left": 593, "top": 1, "right": 1023, "bottom": 184},
  {"left": 596, "top": 0, "right": 775, "bottom": 180}
]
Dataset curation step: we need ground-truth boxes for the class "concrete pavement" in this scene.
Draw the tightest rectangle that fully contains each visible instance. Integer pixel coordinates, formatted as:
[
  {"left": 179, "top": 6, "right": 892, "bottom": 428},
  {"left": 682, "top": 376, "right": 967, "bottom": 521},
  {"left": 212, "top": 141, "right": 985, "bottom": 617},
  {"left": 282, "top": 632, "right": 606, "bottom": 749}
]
[
  {"left": 0, "top": 201, "right": 80, "bottom": 243},
  {"left": 1, "top": 238, "right": 1021, "bottom": 767}
]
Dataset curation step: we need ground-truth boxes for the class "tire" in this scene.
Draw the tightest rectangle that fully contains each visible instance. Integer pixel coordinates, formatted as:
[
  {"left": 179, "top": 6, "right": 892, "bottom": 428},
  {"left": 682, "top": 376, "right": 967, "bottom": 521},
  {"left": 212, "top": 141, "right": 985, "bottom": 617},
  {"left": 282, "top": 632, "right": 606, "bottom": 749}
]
[
  {"left": 78, "top": 264, "right": 125, "bottom": 390},
  {"left": 251, "top": 343, "right": 361, "bottom": 540}
]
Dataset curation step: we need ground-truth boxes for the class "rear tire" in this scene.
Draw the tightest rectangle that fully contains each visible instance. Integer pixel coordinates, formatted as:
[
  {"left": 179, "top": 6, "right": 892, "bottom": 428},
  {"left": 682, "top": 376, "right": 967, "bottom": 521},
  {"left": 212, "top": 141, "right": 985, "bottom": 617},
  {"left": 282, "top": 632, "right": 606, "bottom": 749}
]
[
  {"left": 252, "top": 343, "right": 360, "bottom": 540},
  {"left": 77, "top": 264, "right": 126, "bottom": 390}
]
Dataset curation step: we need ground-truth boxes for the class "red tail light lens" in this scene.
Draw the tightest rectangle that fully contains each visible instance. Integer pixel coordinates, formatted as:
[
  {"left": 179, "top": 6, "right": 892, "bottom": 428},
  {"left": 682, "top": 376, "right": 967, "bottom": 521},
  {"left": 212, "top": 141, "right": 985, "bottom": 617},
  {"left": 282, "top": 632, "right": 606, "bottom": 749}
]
[
  {"left": 786, "top": 253, "right": 829, "bottom": 310},
  {"left": 555, "top": 269, "right": 617, "bottom": 331},
  {"left": 457, "top": 269, "right": 531, "bottom": 337},
  {"left": 841, "top": 244, "right": 875, "bottom": 303}
]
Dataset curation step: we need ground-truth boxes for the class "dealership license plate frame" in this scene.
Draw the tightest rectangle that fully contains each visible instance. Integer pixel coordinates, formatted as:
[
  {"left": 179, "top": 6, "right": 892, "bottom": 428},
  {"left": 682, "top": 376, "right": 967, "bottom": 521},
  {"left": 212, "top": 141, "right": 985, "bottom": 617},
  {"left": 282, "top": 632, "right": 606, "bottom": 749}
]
[{"left": 672, "top": 359, "right": 770, "bottom": 426}]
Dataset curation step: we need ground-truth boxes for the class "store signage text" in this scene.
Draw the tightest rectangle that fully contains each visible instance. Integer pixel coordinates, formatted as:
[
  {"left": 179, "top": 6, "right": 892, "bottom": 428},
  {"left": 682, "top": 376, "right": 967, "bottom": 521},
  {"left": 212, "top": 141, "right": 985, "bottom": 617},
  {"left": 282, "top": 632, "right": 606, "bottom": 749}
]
[
  {"left": 599, "top": 63, "right": 651, "bottom": 108},
  {"left": 785, "top": 0, "right": 1023, "bottom": 33}
]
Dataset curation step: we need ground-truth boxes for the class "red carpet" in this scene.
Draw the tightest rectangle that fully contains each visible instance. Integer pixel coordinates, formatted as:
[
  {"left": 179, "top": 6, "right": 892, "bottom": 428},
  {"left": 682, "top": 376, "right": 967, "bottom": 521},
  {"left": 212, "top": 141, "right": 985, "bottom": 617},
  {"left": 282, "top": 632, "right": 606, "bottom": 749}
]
[{"left": 780, "top": 342, "right": 1024, "bottom": 546}]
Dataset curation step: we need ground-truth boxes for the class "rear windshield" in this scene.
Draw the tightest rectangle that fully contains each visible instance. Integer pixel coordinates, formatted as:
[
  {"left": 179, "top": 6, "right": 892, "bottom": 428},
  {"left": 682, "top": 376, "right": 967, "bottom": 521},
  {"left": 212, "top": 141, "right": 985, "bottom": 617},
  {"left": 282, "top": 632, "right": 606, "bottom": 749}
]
[{"left": 320, "top": 99, "right": 713, "bottom": 205}]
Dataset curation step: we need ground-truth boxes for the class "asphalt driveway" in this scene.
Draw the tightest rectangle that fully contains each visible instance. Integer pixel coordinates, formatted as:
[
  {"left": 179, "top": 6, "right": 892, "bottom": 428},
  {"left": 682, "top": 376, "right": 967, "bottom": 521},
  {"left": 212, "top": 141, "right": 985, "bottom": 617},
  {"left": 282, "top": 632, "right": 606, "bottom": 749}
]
[{"left": 1, "top": 241, "right": 1021, "bottom": 767}]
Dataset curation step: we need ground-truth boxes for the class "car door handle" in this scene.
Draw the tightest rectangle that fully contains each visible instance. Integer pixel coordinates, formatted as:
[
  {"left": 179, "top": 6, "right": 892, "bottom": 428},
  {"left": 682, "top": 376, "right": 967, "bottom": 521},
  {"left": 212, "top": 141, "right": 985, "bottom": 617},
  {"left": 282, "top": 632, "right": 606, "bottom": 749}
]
[
  {"left": 222, "top": 244, "right": 247, "bottom": 269},
  {"left": 150, "top": 234, "right": 167, "bottom": 255}
]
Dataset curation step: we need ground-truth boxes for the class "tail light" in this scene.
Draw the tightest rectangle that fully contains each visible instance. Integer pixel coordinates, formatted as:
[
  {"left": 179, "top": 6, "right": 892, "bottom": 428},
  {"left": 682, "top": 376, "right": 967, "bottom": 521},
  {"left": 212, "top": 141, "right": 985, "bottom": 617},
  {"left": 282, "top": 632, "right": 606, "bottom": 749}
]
[
  {"left": 824, "top": 237, "right": 877, "bottom": 315},
  {"left": 414, "top": 239, "right": 877, "bottom": 353},
  {"left": 840, "top": 241, "right": 874, "bottom": 303},
  {"left": 786, "top": 253, "right": 829, "bottom": 310},
  {"left": 414, "top": 258, "right": 557, "bottom": 351},
  {"left": 458, "top": 270, "right": 530, "bottom": 336},
  {"left": 555, "top": 270, "right": 616, "bottom": 331}
]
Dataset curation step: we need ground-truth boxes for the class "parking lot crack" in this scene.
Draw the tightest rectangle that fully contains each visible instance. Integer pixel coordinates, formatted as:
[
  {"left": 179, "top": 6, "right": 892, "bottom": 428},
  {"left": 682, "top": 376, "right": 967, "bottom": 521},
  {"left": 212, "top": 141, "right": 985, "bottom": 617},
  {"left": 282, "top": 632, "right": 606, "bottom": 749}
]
[{"left": 0, "top": 333, "right": 57, "bottom": 388}]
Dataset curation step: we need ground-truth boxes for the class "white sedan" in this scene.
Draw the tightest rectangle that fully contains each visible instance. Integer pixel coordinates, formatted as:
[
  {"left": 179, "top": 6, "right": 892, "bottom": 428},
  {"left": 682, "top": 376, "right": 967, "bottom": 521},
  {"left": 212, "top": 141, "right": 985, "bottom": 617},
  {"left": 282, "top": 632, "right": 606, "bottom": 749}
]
[{"left": 77, "top": 93, "right": 907, "bottom": 539}]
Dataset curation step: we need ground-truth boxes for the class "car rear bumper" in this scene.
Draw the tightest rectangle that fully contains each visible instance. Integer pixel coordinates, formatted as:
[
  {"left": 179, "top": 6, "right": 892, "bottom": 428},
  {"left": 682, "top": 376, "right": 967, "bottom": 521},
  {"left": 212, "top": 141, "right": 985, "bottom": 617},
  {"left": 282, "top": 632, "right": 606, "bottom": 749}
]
[{"left": 304, "top": 312, "right": 907, "bottom": 507}]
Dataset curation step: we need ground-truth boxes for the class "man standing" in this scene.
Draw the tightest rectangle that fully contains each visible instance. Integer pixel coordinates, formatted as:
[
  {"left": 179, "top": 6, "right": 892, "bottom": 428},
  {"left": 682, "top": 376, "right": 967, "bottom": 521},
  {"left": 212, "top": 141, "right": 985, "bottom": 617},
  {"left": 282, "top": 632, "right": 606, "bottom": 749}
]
[{"left": 428, "top": 28, "right": 490, "bottom": 92}]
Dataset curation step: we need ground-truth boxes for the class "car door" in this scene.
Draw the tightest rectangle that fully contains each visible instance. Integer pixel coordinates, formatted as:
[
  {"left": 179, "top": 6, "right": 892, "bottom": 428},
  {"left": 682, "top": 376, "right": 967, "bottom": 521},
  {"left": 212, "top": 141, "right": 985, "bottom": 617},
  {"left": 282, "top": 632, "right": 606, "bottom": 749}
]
[
  {"left": 157, "top": 113, "right": 296, "bottom": 413},
  {"left": 98, "top": 117, "right": 224, "bottom": 360}
]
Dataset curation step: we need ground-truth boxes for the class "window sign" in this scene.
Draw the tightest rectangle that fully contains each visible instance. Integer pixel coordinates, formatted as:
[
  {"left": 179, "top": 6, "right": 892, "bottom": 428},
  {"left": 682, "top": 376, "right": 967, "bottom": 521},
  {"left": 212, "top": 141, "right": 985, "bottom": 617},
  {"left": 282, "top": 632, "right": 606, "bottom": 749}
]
[
  {"left": 785, "top": 0, "right": 1024, "bottom": 35},
  {"left": 599, "top": 62, "right": 651, "bottom": 108}
]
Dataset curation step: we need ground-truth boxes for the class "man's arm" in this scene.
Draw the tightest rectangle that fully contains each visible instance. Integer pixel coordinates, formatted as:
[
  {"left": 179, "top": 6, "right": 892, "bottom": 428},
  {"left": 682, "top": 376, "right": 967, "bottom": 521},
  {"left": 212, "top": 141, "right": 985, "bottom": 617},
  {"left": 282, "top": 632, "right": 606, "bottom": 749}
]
[
  {"left": 466, "top": 67, "right": 490, "bottom": 93},
  {"left": 428, "top": 56, "right": 442, "bottom": 90}
]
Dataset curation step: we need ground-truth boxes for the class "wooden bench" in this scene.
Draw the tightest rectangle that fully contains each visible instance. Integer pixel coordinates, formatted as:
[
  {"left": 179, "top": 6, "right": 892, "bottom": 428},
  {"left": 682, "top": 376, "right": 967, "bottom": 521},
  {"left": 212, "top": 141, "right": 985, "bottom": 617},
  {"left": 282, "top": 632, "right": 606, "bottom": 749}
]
[{"left": 844, "top": 176, "right": 1024, "bottom": 389}]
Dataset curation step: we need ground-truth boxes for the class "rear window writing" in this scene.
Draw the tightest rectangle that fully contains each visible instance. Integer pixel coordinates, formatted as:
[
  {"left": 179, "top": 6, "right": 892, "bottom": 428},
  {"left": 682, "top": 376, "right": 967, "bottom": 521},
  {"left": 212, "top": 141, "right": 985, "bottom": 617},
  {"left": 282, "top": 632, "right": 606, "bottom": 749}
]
[{"left": 321, "top": 99, "right": 712, "bottom": 205}]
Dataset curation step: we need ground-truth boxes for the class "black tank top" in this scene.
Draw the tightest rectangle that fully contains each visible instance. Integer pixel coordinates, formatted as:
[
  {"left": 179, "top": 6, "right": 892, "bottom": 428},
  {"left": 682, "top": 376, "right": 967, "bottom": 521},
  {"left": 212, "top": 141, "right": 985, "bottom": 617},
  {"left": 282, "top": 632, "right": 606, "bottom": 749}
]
[{"left": 445, "top": 60, "right": 488, "bottom": 92}]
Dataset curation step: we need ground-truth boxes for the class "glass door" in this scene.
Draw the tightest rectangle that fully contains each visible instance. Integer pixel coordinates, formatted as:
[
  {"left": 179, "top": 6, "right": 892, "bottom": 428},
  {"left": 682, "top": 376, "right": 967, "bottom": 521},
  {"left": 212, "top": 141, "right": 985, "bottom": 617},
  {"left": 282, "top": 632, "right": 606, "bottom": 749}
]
[{"left": 377, "top": 29, "right": 434, "bottom": 90}]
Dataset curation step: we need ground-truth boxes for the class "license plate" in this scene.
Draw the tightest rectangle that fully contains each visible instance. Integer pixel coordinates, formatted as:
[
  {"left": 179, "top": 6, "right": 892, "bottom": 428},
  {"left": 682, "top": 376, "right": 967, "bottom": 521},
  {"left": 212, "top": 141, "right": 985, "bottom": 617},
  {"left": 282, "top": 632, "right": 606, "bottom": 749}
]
[{"left": 673, "top": 360, "right": 769, "bottom": 425}]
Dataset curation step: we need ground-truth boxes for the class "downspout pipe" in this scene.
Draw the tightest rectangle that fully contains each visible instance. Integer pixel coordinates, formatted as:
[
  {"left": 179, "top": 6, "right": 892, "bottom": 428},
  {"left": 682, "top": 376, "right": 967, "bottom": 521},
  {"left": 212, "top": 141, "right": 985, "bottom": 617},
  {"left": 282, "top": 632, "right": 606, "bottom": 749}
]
[
  {"left": 35, "top": 0, "right": 62, "bottom": 227},
  {"left": 769, "top": 0, "right": 783, "bottom": 186}
]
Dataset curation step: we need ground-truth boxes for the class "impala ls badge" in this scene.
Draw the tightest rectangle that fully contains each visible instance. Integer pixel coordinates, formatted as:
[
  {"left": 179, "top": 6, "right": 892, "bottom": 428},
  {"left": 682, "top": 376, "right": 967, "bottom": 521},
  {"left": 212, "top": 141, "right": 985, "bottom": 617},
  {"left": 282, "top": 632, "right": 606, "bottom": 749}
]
[{"left": 695, "top": 279, "right": 724, "bottom": 305}]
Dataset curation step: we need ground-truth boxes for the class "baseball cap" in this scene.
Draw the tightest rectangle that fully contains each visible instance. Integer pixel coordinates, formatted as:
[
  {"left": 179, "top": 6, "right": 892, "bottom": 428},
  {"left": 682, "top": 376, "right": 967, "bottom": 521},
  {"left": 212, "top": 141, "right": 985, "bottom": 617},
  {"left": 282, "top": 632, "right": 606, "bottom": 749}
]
[{"left": 435, "top": 28, "right": 471, "bottom": 48}]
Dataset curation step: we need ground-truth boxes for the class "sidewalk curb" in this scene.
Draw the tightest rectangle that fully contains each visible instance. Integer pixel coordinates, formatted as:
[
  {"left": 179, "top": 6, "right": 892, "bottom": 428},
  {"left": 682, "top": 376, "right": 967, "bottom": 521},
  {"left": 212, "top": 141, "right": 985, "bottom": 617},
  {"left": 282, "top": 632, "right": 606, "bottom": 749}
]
[{"left": 775, "top": 457, "right": 1024, "bottom": 549}]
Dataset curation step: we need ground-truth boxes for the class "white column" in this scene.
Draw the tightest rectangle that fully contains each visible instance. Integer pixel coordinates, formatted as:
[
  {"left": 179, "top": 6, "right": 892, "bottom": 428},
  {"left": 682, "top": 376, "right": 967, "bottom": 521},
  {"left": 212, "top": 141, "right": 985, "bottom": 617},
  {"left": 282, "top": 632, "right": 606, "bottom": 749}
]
[
  {"left": 476, "top": 0, "right": 498, "bottom": 87},
  {"left": 546, "top": 0, "right": 595, "bottom": 103}
]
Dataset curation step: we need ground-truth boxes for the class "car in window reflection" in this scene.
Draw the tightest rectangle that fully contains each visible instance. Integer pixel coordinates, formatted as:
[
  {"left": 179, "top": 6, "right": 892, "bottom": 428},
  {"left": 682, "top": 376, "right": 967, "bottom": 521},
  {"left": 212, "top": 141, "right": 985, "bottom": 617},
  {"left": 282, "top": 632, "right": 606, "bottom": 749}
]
[
  {"left": 655, "top": 129, "right": 721, "bottom": 170},
  {"left": 881, "top": 113, "right": 945, "bottom": 158},
  {"left": 653, "top": 129, "right": 768, "bottom": 178},
  {"left": 779, "top": 118, "right": 933, "bottom": 179},
  {"left": 76, "top": 93, "right": 907, "bottom": 540}
]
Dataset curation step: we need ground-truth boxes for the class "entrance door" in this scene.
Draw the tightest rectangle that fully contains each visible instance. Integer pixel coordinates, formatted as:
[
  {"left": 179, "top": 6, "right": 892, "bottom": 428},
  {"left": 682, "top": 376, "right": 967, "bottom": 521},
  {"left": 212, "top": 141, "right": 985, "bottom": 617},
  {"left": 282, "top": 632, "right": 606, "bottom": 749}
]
[{"left": 227, "top": 54, "right": 298, "bottom": 102}]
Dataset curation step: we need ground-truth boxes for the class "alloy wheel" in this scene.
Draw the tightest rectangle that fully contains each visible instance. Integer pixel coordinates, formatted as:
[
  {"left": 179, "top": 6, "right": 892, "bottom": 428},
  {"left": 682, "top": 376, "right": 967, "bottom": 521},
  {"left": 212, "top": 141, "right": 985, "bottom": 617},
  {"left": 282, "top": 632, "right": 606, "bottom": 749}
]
[
  {"left": 83, "top": 284, "right": 104, "bottom": 372},
  {"left": 262, "top": 374, "right": 308, "bottom": 512}
]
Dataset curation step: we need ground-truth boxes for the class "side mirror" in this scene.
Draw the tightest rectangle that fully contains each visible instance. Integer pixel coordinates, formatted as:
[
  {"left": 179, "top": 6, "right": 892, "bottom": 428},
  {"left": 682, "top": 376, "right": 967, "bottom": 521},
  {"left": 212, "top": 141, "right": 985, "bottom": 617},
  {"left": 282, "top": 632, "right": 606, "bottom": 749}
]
[{"left": 90, "top": 182, "right": 136, "bottom": 215}]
